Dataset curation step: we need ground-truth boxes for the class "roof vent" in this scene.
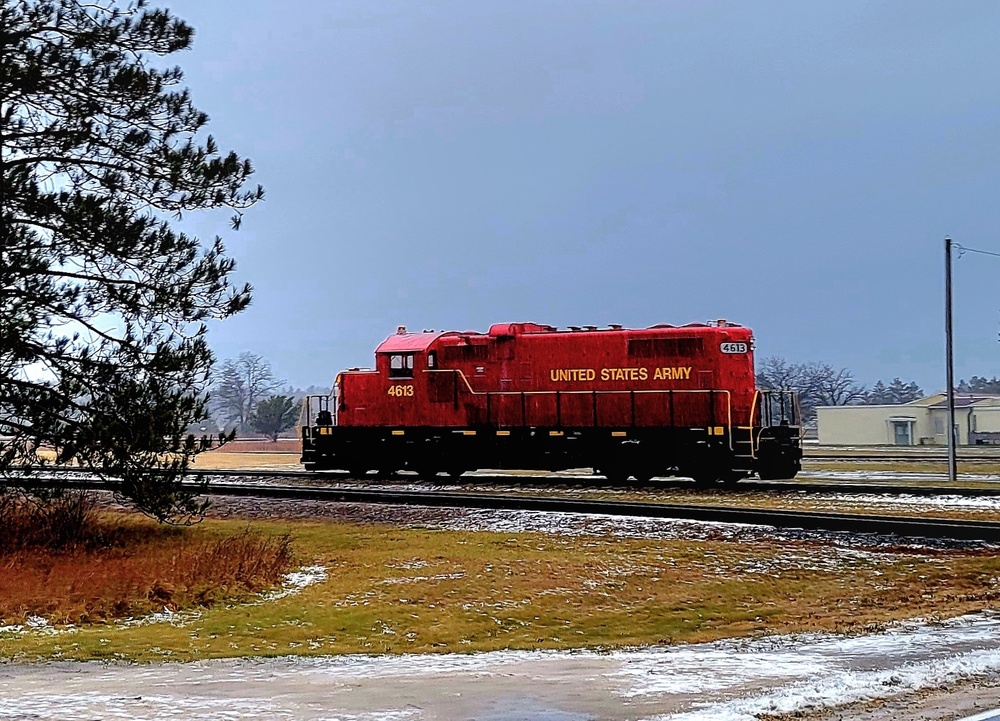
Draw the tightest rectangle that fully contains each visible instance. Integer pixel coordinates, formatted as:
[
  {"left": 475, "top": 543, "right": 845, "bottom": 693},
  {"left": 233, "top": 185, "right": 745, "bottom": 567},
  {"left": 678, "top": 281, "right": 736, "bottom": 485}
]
[
  {"left": 396, "top": 326, "right": 407, "bottom": 335},
  {"left": 568, "top": 325, "right": 581, "bottom": 331},
  {"left": 584, "top": 325, "right": 597, "bottom": 331},
  {"left": 609, "top": 324, "right": 622, "bottom": 330}
]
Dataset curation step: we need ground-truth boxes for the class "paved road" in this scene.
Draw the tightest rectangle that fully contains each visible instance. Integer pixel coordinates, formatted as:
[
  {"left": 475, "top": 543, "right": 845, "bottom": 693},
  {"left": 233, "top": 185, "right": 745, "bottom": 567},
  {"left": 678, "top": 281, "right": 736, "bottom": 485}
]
[{"left": 3, "top": 614, "right": 1000, "bottom": 721}]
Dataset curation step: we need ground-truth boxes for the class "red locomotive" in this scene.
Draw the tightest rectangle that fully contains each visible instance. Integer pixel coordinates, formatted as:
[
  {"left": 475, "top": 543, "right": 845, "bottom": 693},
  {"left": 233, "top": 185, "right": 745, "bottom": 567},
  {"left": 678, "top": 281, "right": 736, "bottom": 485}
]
[{"left": 301, "top": 320, "right": 802, "bottom": 483}]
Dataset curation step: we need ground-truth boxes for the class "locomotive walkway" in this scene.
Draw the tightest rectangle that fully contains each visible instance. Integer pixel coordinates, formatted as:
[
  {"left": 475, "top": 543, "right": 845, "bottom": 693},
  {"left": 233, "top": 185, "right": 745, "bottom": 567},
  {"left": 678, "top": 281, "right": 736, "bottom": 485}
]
[{"left": 27, "top": 472, "right": 1000, "bottom": 543}]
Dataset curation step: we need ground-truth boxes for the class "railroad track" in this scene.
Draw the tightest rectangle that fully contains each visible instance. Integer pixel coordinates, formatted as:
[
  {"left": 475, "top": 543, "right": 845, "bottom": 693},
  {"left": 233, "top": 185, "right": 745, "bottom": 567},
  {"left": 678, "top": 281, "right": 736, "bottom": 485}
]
[
  {"left": 13, "top": 465, "right": 1000, "bottom": 497},
  {"left": 804, "top": 452, "right": 1000, "bottom": 463},
  {"left": 27, "top": 474, "right": 1000, "bottom": 543}
]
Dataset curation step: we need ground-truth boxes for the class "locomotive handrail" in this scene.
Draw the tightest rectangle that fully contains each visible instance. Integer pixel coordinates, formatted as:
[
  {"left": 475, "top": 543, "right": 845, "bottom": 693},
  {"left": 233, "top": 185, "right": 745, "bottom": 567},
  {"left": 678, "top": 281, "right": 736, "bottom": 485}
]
[
  {"left": 424, "top": 368, "right": 734, "bottom": 448},
  {"left": 749, "top": 391, "right": 760, "bottom": 459},
  {"left": 748, "top": 390, "right": 805, "bottom": 458}
]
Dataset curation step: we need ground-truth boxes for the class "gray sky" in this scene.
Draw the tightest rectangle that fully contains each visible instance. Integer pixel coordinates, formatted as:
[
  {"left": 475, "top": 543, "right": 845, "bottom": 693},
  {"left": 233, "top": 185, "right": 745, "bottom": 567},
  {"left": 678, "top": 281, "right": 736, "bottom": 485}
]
[{"left": 164, "top": 0, "right": 1000, "bottom": 392}]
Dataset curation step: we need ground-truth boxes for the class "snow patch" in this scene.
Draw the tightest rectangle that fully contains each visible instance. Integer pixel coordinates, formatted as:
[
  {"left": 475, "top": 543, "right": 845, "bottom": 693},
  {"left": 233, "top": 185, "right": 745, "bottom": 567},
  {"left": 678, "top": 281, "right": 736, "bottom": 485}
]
[
  {"left": 612, "top": 613, "right": 1000, "bottom": 719},
  {"left": 260, "top": 564, "right": 328, "bottom": 603}
]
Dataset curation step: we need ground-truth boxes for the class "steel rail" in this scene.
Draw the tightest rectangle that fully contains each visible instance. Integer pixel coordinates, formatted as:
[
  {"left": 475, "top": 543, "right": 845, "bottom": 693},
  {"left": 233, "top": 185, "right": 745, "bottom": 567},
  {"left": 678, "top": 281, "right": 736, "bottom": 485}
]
[
  {"left": 11, "top": 466, "right": 1000, "bottom": 497},
  {"left": 804, "top": 453, "right": 1000, "bottom": 462},
  {"left": 34, "top": 476, "right": 1000, "bottom": 543},
  {"left": 805, "top": 457, "right": 997, "bottom": 463}
]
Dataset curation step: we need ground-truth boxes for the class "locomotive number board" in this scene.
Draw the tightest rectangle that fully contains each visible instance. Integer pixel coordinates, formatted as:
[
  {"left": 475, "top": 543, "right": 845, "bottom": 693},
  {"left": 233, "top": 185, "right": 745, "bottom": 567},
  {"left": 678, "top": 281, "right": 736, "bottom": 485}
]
[{"left": 720, "top": 342, "right": 748, "bottom": 354}]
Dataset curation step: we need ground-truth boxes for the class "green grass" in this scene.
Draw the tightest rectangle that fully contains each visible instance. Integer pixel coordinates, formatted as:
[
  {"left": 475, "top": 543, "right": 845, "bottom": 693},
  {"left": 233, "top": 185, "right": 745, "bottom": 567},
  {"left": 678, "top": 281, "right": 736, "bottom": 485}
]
[{"left": 5, "top": 516, "right": 1000, "bottom": 662}]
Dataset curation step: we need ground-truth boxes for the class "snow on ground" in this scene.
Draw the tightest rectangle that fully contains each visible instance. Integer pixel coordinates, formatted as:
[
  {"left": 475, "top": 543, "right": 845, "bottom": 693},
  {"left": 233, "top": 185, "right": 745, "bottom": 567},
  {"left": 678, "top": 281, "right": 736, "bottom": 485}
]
[
  {"left": 800, "top": 491, "right": 1000, "bottom": 513},
  {"left": 425, "top": 505, "right": 984, "bottom": 553},
  {"left": 618, "top": 614, "right": 1000, "bottom": 720},
  {"left": 3, "top": 614, "right": 1000, "bottom": 720}
]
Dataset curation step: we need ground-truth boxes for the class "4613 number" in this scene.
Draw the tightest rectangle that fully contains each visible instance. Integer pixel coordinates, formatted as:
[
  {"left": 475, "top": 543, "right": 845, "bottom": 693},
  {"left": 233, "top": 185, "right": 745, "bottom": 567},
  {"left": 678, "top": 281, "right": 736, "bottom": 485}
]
[{"left": 388, "top": 385, "right": 414, "bottom": 397}]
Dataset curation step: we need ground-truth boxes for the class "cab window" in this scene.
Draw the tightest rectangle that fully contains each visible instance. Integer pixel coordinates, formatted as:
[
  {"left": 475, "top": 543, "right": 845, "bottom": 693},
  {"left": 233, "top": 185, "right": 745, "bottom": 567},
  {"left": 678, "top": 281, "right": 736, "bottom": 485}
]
[
  {"left": 427, "top": 351, "right": 437, "bottom": 369},
  {"left": 389, "top": 353, "right": 414, "bottom": 378}
]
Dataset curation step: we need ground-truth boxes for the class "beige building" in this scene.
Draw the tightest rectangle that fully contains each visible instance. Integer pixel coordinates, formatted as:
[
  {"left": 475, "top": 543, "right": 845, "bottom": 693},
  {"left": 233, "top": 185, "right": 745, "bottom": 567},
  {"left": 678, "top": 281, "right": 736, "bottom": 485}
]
[{"left": 816, "top": 394, "right": 1000, "bottom": 446}]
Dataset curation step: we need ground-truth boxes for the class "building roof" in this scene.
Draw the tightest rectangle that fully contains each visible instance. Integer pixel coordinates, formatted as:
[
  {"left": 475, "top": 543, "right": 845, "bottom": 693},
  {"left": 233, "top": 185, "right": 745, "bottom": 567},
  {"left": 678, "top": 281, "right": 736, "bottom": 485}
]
[
  {"left": 818, "top": 393, "right": 1000, "bottom": 411},
  {"left": 926, "top": 394, "right": 1000, "bottom": 409}
]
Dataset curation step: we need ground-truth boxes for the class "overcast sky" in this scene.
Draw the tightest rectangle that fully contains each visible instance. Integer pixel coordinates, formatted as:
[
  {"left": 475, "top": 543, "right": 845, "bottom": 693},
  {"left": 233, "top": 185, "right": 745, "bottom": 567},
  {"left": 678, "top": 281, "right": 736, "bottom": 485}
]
[{"left": 163, "top": 0, "right": 1000, "bottom": 393}]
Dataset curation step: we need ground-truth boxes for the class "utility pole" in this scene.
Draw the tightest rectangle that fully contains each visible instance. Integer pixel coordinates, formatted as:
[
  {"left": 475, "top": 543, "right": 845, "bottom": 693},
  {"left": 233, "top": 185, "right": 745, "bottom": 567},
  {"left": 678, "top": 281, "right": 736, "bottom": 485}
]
[{"left": 945, "top": 237, "right": 958, "bottom": 482}]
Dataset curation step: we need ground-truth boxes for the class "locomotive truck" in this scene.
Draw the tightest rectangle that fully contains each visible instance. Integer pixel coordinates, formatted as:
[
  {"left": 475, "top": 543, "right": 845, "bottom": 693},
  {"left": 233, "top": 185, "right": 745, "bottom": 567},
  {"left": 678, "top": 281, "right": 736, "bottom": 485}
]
[{"left": 300, "top": 320, "right": 802, "bottom": 484}]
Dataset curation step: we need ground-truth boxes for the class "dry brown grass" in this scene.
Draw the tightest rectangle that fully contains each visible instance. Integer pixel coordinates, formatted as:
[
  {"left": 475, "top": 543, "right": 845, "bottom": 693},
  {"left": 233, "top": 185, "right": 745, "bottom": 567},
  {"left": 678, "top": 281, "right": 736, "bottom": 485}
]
[
  {"left": 0, "top": 494, "right": 294, "bottom": 625},
  {"left": 204, "top": 439, "right": 300, "bottom": 453},
  {"left": 190, "top": 452, "right": 302, "bottom": 470}
]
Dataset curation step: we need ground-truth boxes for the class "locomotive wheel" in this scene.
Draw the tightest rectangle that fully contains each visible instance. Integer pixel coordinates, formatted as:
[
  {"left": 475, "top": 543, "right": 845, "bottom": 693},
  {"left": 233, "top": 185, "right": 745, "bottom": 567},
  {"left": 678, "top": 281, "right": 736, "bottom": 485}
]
[
  {"left": 688, "top": 469, "right": 721, "bottom": 486},
  {"left": 598, "top": 466, "right": 629, "bottom": 484},
  {"left": 720, "top": 470, "right": 747, "bottom": 485},
  {"left": 757, "top": 464, "right": 796, "bottom": 481}
]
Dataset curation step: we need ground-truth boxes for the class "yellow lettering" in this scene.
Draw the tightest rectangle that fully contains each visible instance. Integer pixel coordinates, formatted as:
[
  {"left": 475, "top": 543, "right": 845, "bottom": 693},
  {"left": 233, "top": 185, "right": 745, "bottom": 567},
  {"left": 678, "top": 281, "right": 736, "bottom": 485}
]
[
  {"left": 639, "top": 368, "right": 648, "bottom": 380},
  {"left": 650, "top": 367, "right": 696, "bottom": 381},
  {"left": 550, "top": 368, "right": 600, "bottom": 382},
  {"left": 601, "top": 368, "right": 609, "bottom": 381}
]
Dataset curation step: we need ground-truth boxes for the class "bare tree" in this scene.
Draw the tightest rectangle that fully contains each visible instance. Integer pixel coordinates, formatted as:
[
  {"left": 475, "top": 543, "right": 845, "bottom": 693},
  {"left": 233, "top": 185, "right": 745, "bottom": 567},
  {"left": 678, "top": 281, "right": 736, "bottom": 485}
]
[
  {"left": 806, "top": 362, "right": 866, "bottom": 407},
  {"left": 211, "top": 353, "right": 281, "bottom": 433},
  {"left": 757, "top": 357, "right": 866, "bottom": 422},
  {"left": 755, "top": 356, "right": 803, "bottom": 392}
]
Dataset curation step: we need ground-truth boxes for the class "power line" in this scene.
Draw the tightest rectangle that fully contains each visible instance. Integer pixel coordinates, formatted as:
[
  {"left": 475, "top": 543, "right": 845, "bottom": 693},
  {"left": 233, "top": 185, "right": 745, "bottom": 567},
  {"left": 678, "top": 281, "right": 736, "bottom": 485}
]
[{"left": 954, "top": 243, "right": 1000, "bottom": 260}]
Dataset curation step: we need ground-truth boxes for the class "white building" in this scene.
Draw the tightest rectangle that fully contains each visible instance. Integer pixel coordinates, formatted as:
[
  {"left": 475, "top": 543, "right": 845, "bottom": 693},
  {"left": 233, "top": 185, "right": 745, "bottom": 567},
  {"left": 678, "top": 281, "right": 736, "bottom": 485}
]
[{"left": 816, "top": 393, "right": 1000, "bottom": 446}]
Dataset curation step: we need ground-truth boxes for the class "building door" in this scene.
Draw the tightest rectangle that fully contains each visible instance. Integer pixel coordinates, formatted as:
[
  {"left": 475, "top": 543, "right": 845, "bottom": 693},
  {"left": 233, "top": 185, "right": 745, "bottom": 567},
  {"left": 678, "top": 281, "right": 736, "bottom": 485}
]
[{"left": 892, "top": 421, "right": 911, "bottom": 446}]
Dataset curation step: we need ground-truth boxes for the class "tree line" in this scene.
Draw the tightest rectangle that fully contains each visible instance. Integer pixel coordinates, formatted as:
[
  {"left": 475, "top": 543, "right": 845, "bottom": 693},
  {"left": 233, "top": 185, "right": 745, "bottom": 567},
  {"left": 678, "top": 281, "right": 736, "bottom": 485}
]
[
  {"left": 207, "top": 352, "right": 327, "bottom": 441},
  {"left": 755, "top": 357, "right": 924, "bottom": 422},
  {"left": 756, "top": 357, "right": 1000, "bottom": 423}
]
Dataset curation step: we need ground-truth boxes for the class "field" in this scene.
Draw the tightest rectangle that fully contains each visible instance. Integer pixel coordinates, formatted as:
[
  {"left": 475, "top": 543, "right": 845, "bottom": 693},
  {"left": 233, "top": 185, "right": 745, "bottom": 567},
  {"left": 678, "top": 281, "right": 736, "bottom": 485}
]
[
  {"left": 5, "top": 450, "right": 1000, "bottom": 662},
  {"left": 3, "top": 498, "right": 1000, "bottom": 662}
]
